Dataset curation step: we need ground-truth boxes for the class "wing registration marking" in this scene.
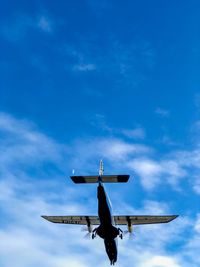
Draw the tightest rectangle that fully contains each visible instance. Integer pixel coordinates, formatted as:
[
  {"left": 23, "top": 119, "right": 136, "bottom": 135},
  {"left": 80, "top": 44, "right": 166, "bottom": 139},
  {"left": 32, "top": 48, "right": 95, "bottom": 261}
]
[{"left": 63, "top": 220, "right": 80, "bottom": 224}]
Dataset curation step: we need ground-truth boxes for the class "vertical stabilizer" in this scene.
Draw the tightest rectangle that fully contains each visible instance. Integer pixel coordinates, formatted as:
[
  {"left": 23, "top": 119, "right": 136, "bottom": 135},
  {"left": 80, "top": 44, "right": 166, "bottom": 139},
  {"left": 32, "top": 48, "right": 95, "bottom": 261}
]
[{"left": 99, "top": 160, "right": 104, "bottom": 176}]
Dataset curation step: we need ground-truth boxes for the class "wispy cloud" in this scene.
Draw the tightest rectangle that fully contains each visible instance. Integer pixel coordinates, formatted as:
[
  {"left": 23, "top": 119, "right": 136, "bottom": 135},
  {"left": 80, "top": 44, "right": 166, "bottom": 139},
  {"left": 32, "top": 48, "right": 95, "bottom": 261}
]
[
  {"left": 69, "top": 137, "right": 151, "bottom": 174},
  {"left": 121, "top": 127, "right": 146, "bottom": 139},
  {"left": 193, "top": 178, "right": 200, "bottom": 194},
  {"left": 1, "top": 13, "right": 54, "bottom": 42},
  {"left": 89, "top": 113, "right": 112, "bottom": 132},
  {"left": 37, "top": 15, "right": 53, "bottom": 33},
  {"left": 0, "top": 112, "right": 64, "bottom": 169},
  {"left": 159, "top": 134, "right": 177, "bottom": 146},
  {"left": 73, "top": 63, "right": 96, "bottom": 72},
  {"left": 155, "top": 107, "right": 170, "bottom": 117},
  {"left": 194, "top": 93, "right": 200, "bottom": 112},
  {"left": 64, "top": 45, "right": 97, "bottom": 72},
  {"left": 62, "top": 37, "right": 155, "bottom": 85},
  {"left": 89, "top": 114, "right": 146, "bottom": 140}
]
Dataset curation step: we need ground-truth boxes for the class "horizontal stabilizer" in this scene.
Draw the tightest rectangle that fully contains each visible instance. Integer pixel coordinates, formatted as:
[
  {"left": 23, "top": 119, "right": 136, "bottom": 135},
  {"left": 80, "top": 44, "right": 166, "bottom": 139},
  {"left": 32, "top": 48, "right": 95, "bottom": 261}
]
[
  {"left": 70, "top": 175, "right": 129, "bottom": 184},
  {"left": 114, "top": 215, "right": 178, "bottom": 225}
]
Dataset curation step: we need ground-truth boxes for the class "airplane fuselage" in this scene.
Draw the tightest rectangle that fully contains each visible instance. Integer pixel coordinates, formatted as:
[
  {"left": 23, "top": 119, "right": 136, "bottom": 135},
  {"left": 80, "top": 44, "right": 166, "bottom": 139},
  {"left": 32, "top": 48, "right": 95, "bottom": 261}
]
[{"left": 95, "top": 181, "right": 119, "bottom": 265}]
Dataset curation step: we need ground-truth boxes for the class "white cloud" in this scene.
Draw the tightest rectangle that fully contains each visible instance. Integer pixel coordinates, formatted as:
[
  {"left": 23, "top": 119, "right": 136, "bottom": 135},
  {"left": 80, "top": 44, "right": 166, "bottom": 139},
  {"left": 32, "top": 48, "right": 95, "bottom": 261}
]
[
  {"left": 69, "top": 138, "right": 151, "bottom": 173},
  {"left": 102, "top": 139, "right": 150, "bottom": 160},
  {"left": 0, "top": 112, "right": 200, "bottom": 267},
  {"left": 37, "top": 15, "right": 53, "bottom": 33},
  {"left": 73, "top": 63, "right": 96, "bottom": 72},
  {"left": 89, "top": 113, "right": 112, "bottom": 132},
  {"left": 155, "top": 107, "right": 170, "bottom": 117},
  {"left": 89, "top": 114, "right": 146, "bottom": 139},
  {"left": 121, "top": 127, "right": 146, "bottom": 139},
  {"left": 159, "top": 134, "right": 177, "bottom": 146},
  {"left": 194, "top": 214, "right": 200, "bottom": 233},
  {"left": 181, "top": 215, "right": 200, "bottom": 266},
  {"left": 0, "top": 112, "right": 64, "bottom": 169},
  {"left": 128, "top": 158, "right": 162, "bottom": 189},
  {"left": 0, "top": 113, "right": 105, "bottom": 266},
  {"left": 141, "top": 255, "right": 181, "bottom": 267},
  {"left": 127, "top": 156, "right": 186, "bottom": 190},
  {"left": 193, "top": 178, "right": 200, "bottom": 194},
  {"left": 64, "top": 45, "right": 97, "bottom": 72}
]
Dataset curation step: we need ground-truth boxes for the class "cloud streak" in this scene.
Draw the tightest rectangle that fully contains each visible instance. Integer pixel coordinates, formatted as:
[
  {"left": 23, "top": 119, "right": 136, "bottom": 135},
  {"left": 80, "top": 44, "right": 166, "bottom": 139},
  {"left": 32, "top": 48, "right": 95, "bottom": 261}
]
[
  {"left": 62, "top": 37, "right": 155, "bottom": 86},
  {"left": 155, "top": 107, "right": 170, "bottom": 117}
]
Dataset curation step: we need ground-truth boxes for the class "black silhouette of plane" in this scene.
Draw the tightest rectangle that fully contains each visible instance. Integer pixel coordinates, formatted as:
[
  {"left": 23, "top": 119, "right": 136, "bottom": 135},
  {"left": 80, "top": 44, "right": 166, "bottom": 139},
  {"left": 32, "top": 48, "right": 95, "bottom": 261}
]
[{"left": 42, "top": 160, "right": 178, "bottom": 265}]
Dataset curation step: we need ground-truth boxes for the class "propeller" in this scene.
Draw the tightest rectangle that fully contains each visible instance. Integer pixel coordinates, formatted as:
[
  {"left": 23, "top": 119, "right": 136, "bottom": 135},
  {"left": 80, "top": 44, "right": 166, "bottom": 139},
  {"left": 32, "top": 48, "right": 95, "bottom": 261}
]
[
  {"left": 83, "top": 232, "right": 91, "bottom": 239},
  {"left": 123, "top": 224, "right": 136, "bottom": 239},
  {"left": 123, "top": 230, "right": 135, "bottom": 239},
  {"left": 81, "top": 225, "right": 93, "bottom": 239}
]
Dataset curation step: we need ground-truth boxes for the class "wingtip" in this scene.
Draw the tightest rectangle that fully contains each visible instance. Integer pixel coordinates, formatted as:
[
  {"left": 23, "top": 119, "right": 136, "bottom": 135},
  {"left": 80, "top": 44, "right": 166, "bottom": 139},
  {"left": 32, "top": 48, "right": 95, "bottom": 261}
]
[{"left": 170, "top": 215, "right": 179, "bottom": 222}]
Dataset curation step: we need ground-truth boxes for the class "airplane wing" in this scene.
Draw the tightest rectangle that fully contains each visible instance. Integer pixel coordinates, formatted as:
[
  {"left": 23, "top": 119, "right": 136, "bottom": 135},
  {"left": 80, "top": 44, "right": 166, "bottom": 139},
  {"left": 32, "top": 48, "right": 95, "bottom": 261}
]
[
  {"left": 42, "top": 215, "right": 178, "bottom": 226},
  {"left": 41, "top": 215, "right": 100, "bottom": 225},
  {"left": 114, "top": 215, "right": 178, "bottom": 225}
]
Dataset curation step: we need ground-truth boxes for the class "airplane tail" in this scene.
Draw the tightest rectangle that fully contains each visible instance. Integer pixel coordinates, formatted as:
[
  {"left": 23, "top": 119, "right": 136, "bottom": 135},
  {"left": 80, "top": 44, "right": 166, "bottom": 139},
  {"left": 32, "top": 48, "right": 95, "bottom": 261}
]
[{"left": 71, "top": 160, "right": 129, "bottom": 184}]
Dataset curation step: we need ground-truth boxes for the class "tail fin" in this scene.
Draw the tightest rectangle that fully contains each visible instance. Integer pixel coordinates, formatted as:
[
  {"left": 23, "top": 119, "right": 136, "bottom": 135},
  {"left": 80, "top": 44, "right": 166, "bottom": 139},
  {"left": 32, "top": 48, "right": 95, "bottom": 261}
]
[
  {"left": 70, "top": 175, "right": 129, "bottom": 184},
  {"left": 99, "top": 159, "right": 104, "bottom": 176}
]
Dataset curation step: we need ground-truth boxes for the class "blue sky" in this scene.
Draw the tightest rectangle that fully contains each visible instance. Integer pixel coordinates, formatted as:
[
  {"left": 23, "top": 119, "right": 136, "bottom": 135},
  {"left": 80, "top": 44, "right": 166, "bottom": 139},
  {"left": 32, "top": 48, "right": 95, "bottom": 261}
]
[{"left": 0, "top": 1, "right": 200, "bottom": 266}]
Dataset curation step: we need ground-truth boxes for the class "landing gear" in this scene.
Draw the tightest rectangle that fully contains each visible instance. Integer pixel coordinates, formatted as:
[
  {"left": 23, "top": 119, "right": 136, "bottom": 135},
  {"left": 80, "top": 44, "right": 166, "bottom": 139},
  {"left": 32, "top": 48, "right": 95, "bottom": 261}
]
[
  {"left": 92, "top": 228, "right": 97, "bottom": 239},
  {"left": 118, "top": 228, "right": 123, "bottom": 239}
]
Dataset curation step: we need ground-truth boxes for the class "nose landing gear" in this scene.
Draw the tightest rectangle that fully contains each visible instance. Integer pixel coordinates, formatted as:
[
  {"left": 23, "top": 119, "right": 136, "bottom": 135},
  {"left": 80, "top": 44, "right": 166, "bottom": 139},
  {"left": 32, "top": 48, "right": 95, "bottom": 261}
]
[
  {"left": 118, "top": 228, "right": 123, "bottom": 239},
  {"left": 92, "top": 228, "right": 97, "bottom": 239}
]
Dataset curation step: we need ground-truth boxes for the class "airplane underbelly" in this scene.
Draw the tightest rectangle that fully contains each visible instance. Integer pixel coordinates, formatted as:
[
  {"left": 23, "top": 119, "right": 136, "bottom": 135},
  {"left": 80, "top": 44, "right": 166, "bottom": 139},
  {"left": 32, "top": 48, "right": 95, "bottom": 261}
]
[
  {"left": 96, "top": 224, "right": 119, "bottom": 240},
  {"left": 104, "top": 238, "right": 117, "bottom": 264},
  {"left": 98, "top": 201, "right": 112, "bottom": 224},
  {"left": 98, "top": 184, "right": 112, "bottom": 225}
]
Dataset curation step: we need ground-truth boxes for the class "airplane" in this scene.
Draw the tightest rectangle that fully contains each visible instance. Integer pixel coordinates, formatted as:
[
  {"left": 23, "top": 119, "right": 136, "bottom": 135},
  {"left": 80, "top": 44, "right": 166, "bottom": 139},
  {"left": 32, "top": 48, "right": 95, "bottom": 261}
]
[{"left": 42, "top": 160, "right": 178, "bottom": 265}]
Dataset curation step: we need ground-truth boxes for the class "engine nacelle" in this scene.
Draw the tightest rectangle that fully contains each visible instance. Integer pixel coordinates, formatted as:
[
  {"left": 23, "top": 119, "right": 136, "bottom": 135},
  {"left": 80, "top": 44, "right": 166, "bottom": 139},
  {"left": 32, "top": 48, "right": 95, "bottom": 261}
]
[{"left": 127, "top": 224, "right": 133, "bottom": 233}]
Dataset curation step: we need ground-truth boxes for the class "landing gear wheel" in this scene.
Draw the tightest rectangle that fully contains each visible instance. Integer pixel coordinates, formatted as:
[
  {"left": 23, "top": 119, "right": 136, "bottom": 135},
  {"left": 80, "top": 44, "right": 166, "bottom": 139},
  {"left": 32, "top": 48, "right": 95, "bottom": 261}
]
[
  {"left": 118, "top": 228, "right": 123, "bottom": 239},
  {"left": 92, "top": 228, "right": 97, "bottom": 239}
]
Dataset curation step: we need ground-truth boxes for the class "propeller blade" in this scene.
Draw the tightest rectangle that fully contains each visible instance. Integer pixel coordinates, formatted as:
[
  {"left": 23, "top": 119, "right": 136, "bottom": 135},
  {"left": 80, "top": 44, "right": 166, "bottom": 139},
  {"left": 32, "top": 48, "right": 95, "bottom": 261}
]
[
  {"left": 84, "top": 232, "right": 91, "bottom": 239},
  {"left": 123, "top": 230, "right": 135, "bottom": 239},
  {"left": 81, "top": 226, "right": 92, "bottom": 233}
]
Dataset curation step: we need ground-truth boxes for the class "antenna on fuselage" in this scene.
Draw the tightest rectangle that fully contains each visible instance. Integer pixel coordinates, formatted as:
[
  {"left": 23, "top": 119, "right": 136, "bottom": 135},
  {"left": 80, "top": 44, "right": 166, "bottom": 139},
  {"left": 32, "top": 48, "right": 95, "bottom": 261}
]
[{"left": 99, "top": 159, "right": 104, "bottom": 176}]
